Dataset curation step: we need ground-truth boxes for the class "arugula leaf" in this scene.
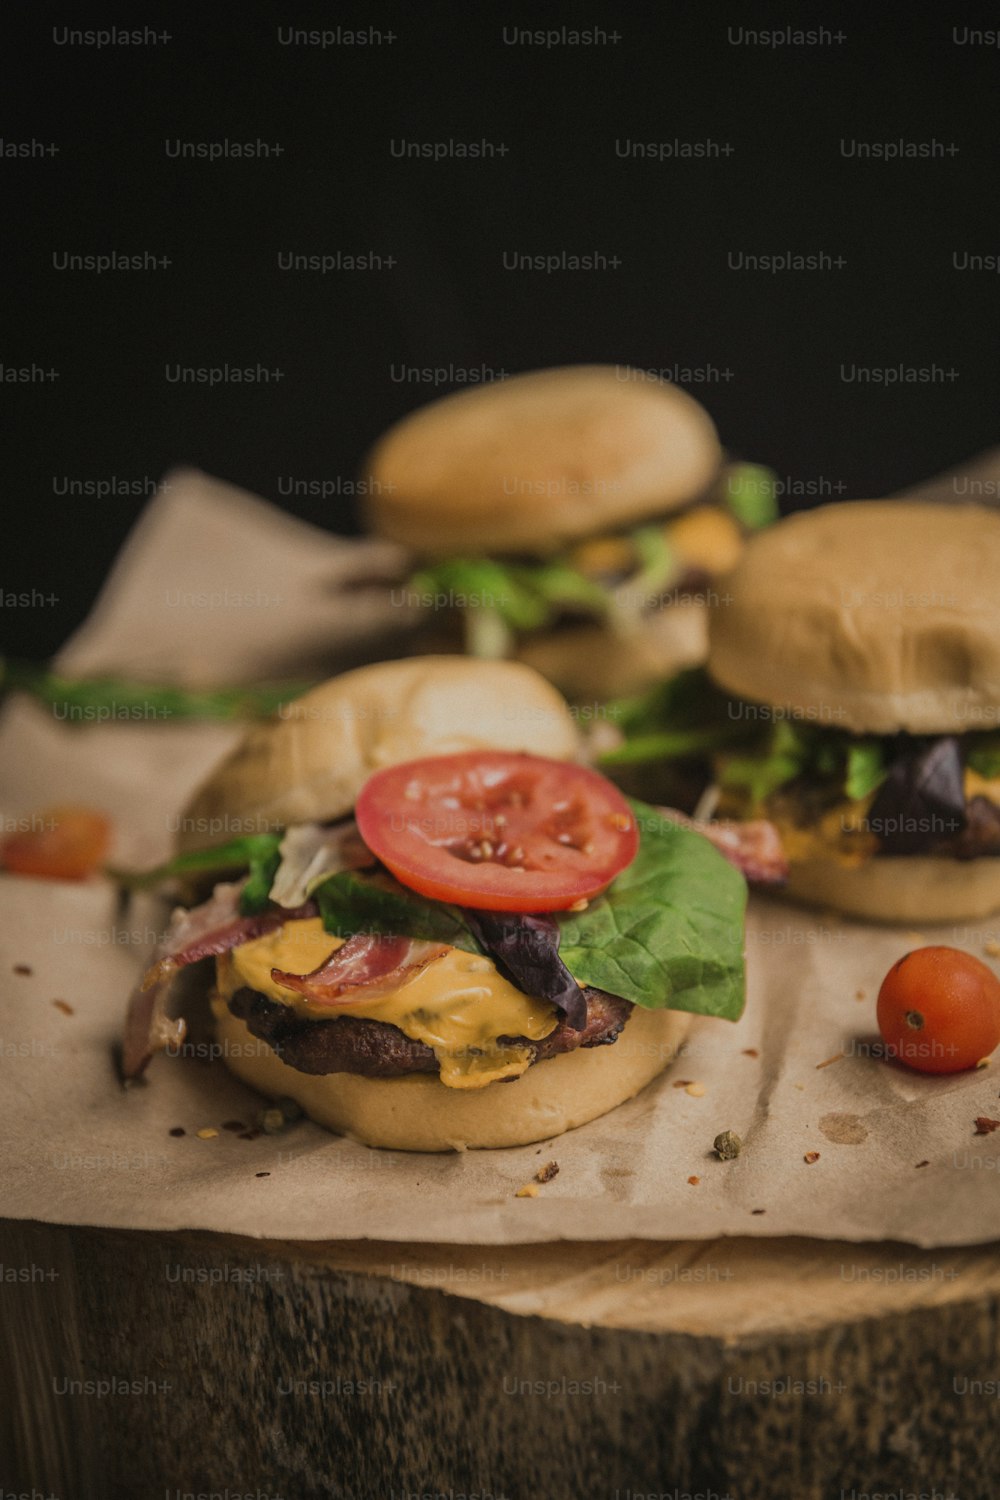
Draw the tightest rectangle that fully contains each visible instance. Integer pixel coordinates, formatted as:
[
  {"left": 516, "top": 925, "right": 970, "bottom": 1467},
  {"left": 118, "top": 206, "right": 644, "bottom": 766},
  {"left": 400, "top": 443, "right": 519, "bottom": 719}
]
[
  {"left": 314, "top": 870, "right": 482, "bottom": 952},
  {"left": 557, "top": 800, "right": 746, "bottom": 1020},
  {"left": 239, "top": 840, "right": 284, "bottom": 916},
  {"left": 844, "top": 740, "right": 888, "bottom": 801},
  {"left": 721, "top": 463, "right": 780, "bottom": 530},
  {"left": 967, "top": 735, "right": 1000, "bottom": 780},
  {"left": 107, "top": 833, "right": 283, "bottom": 893}
]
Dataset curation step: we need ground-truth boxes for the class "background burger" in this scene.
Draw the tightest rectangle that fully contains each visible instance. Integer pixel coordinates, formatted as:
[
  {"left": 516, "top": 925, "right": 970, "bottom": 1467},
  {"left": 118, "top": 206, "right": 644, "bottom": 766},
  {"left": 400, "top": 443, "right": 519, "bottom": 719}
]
[
  {"left": 120, "top": 657, "right": 747, "bottom": 1151},
  {"left": 602, "top": 501, "right": 1000, "bottom": 922},
  {"left": 362, "top": 365, "right": 776, "bottom": 701}
]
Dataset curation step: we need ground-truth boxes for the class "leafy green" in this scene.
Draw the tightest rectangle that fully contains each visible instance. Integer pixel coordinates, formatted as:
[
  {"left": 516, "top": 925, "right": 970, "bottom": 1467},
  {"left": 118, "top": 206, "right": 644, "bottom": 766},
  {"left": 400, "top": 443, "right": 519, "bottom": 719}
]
[
  {"left": 845, "top": 740, "right": 887, "bottom": 801},
  {"left": 721, "top": 464, "right": 780, "bottom": 530},
  {"left": 314, "top": 870, "right": 482, "bottom": 952},
  {"left": 407, "top": 556, "right": 608, "bottom": 653},
  {"left": 107, "top": 833, "right": 283, "bottom": 894},
  {"left": 239, "top": 840, "right": 285, "bottom": 915},
  {"left": 967, "top": 735, "right": 1000, "bottom": 780},
  {"left": 1, "top": 660, "right": 313, "bottom": 722},
  {"left": 557, "top": 800, "right": 746, "bottom": 1019}
]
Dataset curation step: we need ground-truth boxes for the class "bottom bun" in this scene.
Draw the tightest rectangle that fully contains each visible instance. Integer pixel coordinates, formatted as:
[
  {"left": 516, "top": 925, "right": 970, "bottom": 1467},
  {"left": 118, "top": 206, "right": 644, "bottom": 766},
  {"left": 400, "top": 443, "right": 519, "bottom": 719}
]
[
  {"left": 516, "top": 603, "right": 707, "bottom": 701},
  {"left": 784, "top": 855, "right": 1000, "bottom": 923},
  {"left": 212, "top": 998, "right": 690, "bottom": 1151}
]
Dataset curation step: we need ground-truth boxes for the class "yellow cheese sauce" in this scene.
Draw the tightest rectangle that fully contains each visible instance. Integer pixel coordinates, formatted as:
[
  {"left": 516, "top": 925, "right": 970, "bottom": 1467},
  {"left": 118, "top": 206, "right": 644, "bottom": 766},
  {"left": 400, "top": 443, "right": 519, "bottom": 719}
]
[
  {"left": 728, "top": 768, "right": 1000, "bottom": 868},
  {"left": 217, "top": 917, "right": 560, "bottom": 1090}
]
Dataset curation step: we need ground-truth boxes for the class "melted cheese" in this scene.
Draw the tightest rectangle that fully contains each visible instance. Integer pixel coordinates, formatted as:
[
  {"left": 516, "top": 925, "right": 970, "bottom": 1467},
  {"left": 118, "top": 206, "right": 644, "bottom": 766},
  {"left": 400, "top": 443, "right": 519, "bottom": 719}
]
[
  {"left": 217, "top": 917, "right": 559, "bottom": 1090},
  {"left": 964, "top": 768, "right": 1000, "bottom": 809}
]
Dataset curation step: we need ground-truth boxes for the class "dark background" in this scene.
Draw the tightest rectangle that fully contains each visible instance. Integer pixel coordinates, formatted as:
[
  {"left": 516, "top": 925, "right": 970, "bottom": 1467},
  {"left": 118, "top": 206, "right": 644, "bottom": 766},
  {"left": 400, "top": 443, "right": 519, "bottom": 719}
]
[{"left": 6, "top": 6, "right": 998, "bottom": 661}]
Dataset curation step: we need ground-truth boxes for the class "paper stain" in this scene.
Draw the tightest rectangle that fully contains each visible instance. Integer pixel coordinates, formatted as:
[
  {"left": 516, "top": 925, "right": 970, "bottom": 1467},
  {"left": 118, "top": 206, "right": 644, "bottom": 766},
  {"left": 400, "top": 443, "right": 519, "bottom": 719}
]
[{"left": 818, "top": 1112, "right": 869, "bottom": 1146}]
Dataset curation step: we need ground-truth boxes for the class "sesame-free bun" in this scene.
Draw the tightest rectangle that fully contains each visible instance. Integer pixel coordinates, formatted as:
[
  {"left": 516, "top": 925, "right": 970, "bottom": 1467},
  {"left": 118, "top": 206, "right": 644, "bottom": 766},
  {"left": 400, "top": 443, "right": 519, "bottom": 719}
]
[
  {"left": 364, "top": 366, "right": 722, "bottom": 557},
  {"left": 178, "top": 657, "right": 580, "bottom": 852},
  {"left": 211, "top": 996, "right": 690, "bottom": 1151},
  {"left": 784, "top": 853, "right": 1000, "bottom": 924},
  {"left": 709, "top": 501, "right": 1000, "bottom": 735}
]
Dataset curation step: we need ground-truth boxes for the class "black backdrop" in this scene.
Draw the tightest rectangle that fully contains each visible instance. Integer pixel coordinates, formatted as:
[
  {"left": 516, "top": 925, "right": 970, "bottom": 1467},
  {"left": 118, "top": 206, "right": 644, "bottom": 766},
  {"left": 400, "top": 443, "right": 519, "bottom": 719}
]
[{"left": 6, "top": 6, "right": 998, "bottom": 660}]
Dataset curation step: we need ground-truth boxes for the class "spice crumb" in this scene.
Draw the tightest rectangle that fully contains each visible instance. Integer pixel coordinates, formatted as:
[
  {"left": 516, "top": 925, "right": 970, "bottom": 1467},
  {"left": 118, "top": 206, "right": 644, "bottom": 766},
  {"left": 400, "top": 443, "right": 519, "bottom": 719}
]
[
  {"left": 713, "top": 1130, "right": 742, "bottom": 1161},
  {"left": 742, "top": 1048, "right": 760, "bottom": 1058},
  {"left": 974, "top": 1117, "right": 1000, "bottom": 1136},
  {"left": 684, "top": 1082, "right": 706, "bottom": 1098},
  {"left": 168, "top": 1127, "right": 186, "bottom": 1138},
  {"left": 515, "top": 1183, "right": 540, "bottom": 1199},
  {"left": 672, "top": 1079, "right": 693, "bottom": 1089},
  {"left": 535, "top": 1161, "right": 559, "bottom": 1184},
  {"left": 196, "top": 1127, "right": 219, "bottom": 1140},
  {"left": 255, "top": 1172, "right": 270, "bottom": 1178},
  {"left": 221, "top": 1120, "right": 245, "bottom": 1132},
  {"left": 793, "top": 1082, "right": 806, "bottom": 1091},
  {"left": 915, "top": 1160, "right": 930, "bottom": 1169},
  {"left": 13, "top": 965, "right": 32, "bottom": 976},
  {"left": 804, "top": 1151, "right": 821, "bottom": 1164},
  {"left": 51, "top": 1000, "right": 74, "bottom": 1016},
  {"left": 687, "top": 1175, "right": 700, "bottom": 1186},
  {"left": 854, "top": 988, "right": 867, "bottom": 1002},
  {"left": 751, "top": 1208, "right": 766, "bottom": 1215},
  {"left": 815, "top": 1052, "right": 844, "bottom": 1070}
]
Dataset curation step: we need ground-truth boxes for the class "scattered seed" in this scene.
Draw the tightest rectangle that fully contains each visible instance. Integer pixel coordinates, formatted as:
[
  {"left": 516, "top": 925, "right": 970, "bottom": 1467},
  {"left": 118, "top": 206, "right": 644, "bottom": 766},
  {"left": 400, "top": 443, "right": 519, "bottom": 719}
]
[
  {"left": 684, "top": 1082, "right": 706, "bottom": 1098},
  {"left": 793, "top": 1082, "right": 806, "bottom": 1091},
  {"left": 51, "top": 1000, "right": 74, "bottom": 1016},
  {"left": 713, "top": 1130, "right": 742, "bottom": 1161},
  {"left": 535, "top": 1161, "right": 559, "bottom": 1184},
  {"left": 568, "top": 897, "right": 589, "bottom": 913},
  {"left": 258, "top": 1108, "right": 286, "bottom": 1135},
  {"left": 855, "top": 988, "right": 867, "bottom": 1002},
  {"left": 751, "top": 1208, "right": 766, "bottom": 1215},
  {"left": 515, "top": 1183, "right": 540, "bottom": 1199},
  {"left": 672, "top": 1079, "right": 693, "bottom": 1089},
  {"left": 976, "top": 1057, "right": 991, "bottom": 1070},
  {"left": 915, "top": 1160, "right": 930, "bottom": 1169},
  {"left": 196, "top": 1128, "right": 218, "bottom": 1140},
  {"left": 13, "top": 965, "right": 32, "bottom": 976},
  {"left": 255, "top": 1172, "right": 270, "bottom": 1178},
  {"left": 742, "top": 1048, "right": 759, "bottom": 1058},
  {"left": 984, "top": 940, "right": 1000, "bottom": 958}
]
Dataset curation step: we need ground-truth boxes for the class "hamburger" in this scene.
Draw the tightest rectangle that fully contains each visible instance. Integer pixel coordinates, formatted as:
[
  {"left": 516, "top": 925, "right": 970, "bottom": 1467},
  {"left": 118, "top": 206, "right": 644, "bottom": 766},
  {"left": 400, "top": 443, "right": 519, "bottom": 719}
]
[
  {"left": 363, "top": 365, "right": 776, "bottom": 701},
  {"left": 602, "top": 501, "right": 1000, "bottom": 922},
  {"left": 121, "top": 657, "right": 747, "bottom": 1151}
]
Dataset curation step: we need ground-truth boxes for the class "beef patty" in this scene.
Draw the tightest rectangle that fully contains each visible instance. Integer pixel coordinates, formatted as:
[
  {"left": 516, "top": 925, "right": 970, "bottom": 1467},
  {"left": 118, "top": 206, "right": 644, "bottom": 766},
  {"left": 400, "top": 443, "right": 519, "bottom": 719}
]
[{"left": 225, "top": 984, "right": 632, "bottom": 1080}]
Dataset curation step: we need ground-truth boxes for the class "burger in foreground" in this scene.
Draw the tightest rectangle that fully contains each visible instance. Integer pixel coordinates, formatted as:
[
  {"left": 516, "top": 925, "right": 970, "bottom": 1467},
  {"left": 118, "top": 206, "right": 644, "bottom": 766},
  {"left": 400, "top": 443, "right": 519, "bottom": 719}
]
[
  {"left": 603, "top": 501, "right": 1000, "bottom": 922},
  {"left": 121, "top": 658, "right": 748, "bottom": 1151},
  {"left": 363, "top": 365, "right": 776, "bottom": 700}
]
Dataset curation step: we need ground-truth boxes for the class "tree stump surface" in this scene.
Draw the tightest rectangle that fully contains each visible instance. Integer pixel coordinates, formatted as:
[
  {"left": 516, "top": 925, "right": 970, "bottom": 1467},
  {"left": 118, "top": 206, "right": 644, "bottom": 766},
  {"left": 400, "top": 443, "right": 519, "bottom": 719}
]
[{"left": 2, "top": 1218, "right": 998, "bottom": 1499}]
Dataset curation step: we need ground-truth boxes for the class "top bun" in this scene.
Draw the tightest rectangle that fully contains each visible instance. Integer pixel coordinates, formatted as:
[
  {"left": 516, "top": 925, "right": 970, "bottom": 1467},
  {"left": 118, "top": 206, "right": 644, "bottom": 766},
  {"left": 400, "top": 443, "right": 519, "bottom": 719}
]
[
  {"left": 708, "top": 501, "right": 1000, "bottom": 735},
  {"left": 363, "top": 365, "right": 721, "bottom": 556},
  {"left": 177, "top": 657, "right": 581, "bottom": 852}
]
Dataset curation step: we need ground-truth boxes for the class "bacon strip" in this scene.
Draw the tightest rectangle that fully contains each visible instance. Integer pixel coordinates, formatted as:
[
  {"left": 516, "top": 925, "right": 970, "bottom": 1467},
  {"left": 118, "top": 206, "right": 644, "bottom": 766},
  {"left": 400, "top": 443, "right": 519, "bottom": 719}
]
[
  {"left": 121, "top": 882, "right": 316, "bottom": 1079},
  {"left": 271, "top": 933, "right": 449, "bottom": 1007},
  {"left": 658, "top": 808, "right": 788, "bottom": 885}
]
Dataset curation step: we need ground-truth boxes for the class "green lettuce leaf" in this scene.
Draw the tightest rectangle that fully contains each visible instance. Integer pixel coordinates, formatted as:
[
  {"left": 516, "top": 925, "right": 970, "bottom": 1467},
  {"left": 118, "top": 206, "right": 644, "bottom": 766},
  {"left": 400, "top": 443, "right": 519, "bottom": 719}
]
[
  {"left": 967, "top": 735, "right": 1000, "bottom": 780},
  {"left": 557, "top": 800, "right": 746, "bottom": 1019},
  {"left": 314, "top": 870, "right": 482, "bottom": 952},
  {"left": 721, "top": 463, "right": 780, "bottom": 530},
  {"left": 107, "top": 833, "right": 283, "bottom": 899}
]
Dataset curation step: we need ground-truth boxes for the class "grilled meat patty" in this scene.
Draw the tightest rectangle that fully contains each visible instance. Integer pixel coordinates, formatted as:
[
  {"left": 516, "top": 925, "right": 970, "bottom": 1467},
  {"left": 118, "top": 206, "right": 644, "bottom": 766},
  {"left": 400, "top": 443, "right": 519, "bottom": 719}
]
[{"left": 226, "top": 984, "right": 632, "bottom": 1080}]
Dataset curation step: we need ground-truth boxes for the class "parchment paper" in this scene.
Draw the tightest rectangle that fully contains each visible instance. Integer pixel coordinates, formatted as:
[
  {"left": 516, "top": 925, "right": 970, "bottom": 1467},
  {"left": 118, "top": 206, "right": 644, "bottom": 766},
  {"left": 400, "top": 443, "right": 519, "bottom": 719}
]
[{"left": 3, "top": 467, "right": 1000, "bottom": 1248}]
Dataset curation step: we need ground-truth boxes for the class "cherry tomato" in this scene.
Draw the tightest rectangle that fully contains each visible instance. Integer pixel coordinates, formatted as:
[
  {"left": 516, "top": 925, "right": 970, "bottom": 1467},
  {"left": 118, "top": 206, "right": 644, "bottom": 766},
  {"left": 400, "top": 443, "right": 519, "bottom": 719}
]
[
  {"left": 355, "top": 751, "right": 639, "bottom": 912},
  {"left": 876, "top": 945, "right": 1000, "bottom": 1074},
  {"left": 0, "top": 806, "right": 112, "bottom": 881}
]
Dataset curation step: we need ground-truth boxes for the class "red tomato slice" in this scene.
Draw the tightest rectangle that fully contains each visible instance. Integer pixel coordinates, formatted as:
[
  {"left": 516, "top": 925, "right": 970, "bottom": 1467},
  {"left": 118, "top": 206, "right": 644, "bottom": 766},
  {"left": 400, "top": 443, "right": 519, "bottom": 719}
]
[
  {"left": 355, "top": 752, "right": 639, "bottom": 912},
  {"left": 1, "top": 806, "right": 112, "bottom": 881}
]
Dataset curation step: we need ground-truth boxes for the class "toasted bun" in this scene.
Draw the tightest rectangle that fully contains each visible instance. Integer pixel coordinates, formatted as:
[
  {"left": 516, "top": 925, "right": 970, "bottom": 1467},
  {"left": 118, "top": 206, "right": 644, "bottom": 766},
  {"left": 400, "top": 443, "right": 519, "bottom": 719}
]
[
  {"left": 709, "top": 501, "right": 1000, "bottom": 734},
  {"left": 178, "top": 657, "right": 580, "bottom": 852},
  {"left": 211, "top": 997, "right": 690, "bottom": 1151},
  {"left": 363, "top": 365, "right": 721, "bottom": 556},
  {"left": 516, "top": 602, "right": 708, "bottom": 701},
  {"left": 784, "top": 854, "right": 1000, "bottom": 923}
]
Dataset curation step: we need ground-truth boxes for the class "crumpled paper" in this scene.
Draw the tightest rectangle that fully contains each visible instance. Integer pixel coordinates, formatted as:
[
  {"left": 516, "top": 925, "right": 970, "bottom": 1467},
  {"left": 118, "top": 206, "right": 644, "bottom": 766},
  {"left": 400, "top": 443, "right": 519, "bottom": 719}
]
[{"left": 3, "top": 466, "right": 1000, "bottom": 1247}]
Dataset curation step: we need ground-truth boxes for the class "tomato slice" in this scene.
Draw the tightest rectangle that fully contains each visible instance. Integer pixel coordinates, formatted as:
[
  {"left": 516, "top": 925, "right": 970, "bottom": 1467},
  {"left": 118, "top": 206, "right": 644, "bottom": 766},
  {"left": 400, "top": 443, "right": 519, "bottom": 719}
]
[
  {"left": 1, "top": 806, "right": 112, "bottom": 881},
  {"left": 355, "top": 752, "right": 638, "bottom": 912}
]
